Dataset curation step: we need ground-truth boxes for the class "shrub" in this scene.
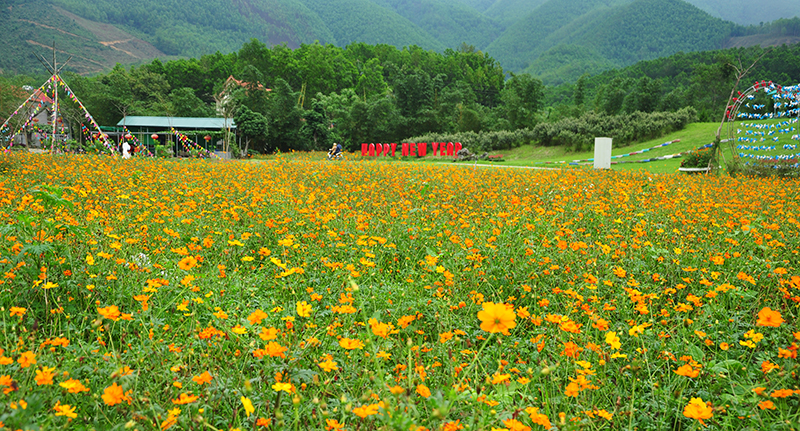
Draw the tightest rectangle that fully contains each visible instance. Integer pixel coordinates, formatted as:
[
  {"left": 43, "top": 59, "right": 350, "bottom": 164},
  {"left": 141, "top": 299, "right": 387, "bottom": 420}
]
[
  {"left": 404, "top": 129, "right": 537, "bottom": 154},
  {"left": 680, "top": 147, "right": 714, "bottom": 168},
  {"left": 531, "top": 107, "right": 697, "bottom": 149},
  {"left": 728, "top": 157, "right": 800, "bottom": 178}
]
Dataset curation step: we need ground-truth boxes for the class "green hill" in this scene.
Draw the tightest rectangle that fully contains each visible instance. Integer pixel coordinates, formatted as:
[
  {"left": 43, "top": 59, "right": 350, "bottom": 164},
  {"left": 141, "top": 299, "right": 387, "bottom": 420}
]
[
  {"left": 485, "top": 0, "right": 633, "bottom": 72},
  {"left": 684, "top": 0, "right": 800, "bottom": 25},
  {"left": 371, "top": 0, "right": 504, "bottom": 49},
  {"left": 483, "top": 0, "right": 550, "bottom": 27},
  {"left": 296, "top": 0, "right": 444, "bottom": 50},
  {"left": 493, "top": 0, "right": 737, "bottom": 83},
  {"left": 2, "top": 0, "right": 799, "bottom": 79},
  {"left": 575, "top": 0, "right": 735, "bottom": 65}
]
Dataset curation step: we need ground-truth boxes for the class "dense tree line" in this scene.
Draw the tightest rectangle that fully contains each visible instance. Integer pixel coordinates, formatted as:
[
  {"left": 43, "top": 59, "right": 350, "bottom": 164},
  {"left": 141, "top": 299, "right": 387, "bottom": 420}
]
[
  {"left": 52, "top": 40, "right": 514, "bottom": 154},
  {"left": 2, "top": 40, "right": 799, "bottom": 155},
  {"left": 545, "top": 44, "right": 800, "bottom": 123}
]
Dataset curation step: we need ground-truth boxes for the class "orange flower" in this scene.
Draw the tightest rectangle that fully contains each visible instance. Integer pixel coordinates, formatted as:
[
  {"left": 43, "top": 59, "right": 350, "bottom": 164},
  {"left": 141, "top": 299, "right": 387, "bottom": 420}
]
[
  {"left": 525, "top": 407, "right": 552, "bottom": 429},
  {"left": 59, "top": 379, "right": 90, "bottom": 393},
  {"left": 338, "top": 338, "right": 365, "bottom": 350},
  {"left": 416, "top": 384, "right": 431, "bottom": 398},
  {"left": 770, "top": 389, "right": 794, "bottom": 398},
  {"left": 172, "top": 393, "right": 199, "bottom": 404},
  {"left": 369, "top": 318, "right": 393, "bottom": 338},
  {"left": 682, "top": 397, "right": 712, "bottom": 424},
  {"left": 18, "top": 351, "right": 36, "bottom": 368},
  {"left": 318, "top": 359, "right": 339, "bottom": 372},
  {"left": 178, "top": 256, "right": 198, "bottom": 270},
  {"left": 247, "top": 309, "right": 268, "bottom": 325},
  {"left": 9, "top": 307, "right": 26, "bottom": 317},
  {"left": 102, "top": 382, "right": 131, "bottom": 406},
  {"left": 352, "top": 403, "right": 380, "bottom": 418},
  {"left": 674, "top": 364, "right": 700, "bottom": 378},
  {"left": 758, "top": 400, "right": 776, "bottom": 410},
  {"left": 98, "top": 305, "right": 132, "bottom": 321},
  {"left": 756, "top": 307, "right": 784, "bottom": 327},
  {"left": 559, "top": 319, "right": 581, "bottom": 333},
  {"left": 503, "top": 418, "right": 531, "bottom": 431},
  {"left": 53, "top": 401, "right": 78, "bottom": 419},
  {"left": 325, "top": 419, "right": 345, "bottom": 430},
  {"left": 477, "top": 302, "right": 516, "bottom": 335},
  {"left": 35, "top": 366, "right": 56, "bottom": 385},
  {"left": 192, "top": 371, "right": 213, "bottom": 385}
]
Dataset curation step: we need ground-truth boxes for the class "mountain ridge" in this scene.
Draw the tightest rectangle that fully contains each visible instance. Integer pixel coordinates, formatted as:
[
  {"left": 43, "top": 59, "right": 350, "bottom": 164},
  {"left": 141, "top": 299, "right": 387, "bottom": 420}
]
[{"left": 1, "top": 0, "right": 798, "bottom": 82}]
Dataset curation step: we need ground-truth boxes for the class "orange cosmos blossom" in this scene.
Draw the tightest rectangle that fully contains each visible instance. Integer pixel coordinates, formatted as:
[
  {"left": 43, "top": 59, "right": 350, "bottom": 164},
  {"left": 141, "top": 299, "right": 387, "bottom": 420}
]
[
  {"left": 191, "top": 371, "right": 213, "bottom": 385},
  {"left": 503, "top": 418, "right": 531, "bottom": 431},
  {"left": 683, "top": 397, "right": 712, "bottom": 424},
  {"left": 172, "top": 393, "right": 199, "bottom": 404},
  {"left": 352, "top": 403, "right": 381, "bottom": 418},
  {"left": 756, "top": 307, "right": 784, "bottom": 327},
  {"left": 59, "top": 378, "right": 90, "bottom": 393},
  {"left": 477, "top": 302, "right": 516, "bottom": 335},
  {"left": 177, "top": 256, "right": 198, "bottom": 270},
  {"left": 102, "top": 382, "right": 132, "bottom": 406},
  {"left": 318, "top": 358, "right": 339, "bottom": 372},
  {"left": 35, "top": 366, "right": 56, "bottom": 385},
  {"left": 53, "top": 401, "right": 78, "bottom": 419},
  {"left": 674, "top": 364, "right": 700, "bottom": 378},
  {"left": 17, "top": 351, "right": 36, "bottom": 368},
  {"left": 416, "top": 384, "right": 431, "bottom": 398},
  {"left": 97, "top": 305, "right": 133, "bottom": 321},
  {"left": 339, "top": 338, "right": 365, "bottom": 350}
]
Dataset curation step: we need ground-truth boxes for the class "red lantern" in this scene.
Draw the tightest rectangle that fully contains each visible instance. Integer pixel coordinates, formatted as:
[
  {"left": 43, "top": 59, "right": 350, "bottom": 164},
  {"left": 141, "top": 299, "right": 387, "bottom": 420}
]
[
  {"left": 204, "top": 135, "right": 212, "bottom": 142},
  {"left": 151, "top": 133, "right": 159, "bottom": 140},
  {"left": 125, "top": 134, "right": 132, "bottom": 140}
]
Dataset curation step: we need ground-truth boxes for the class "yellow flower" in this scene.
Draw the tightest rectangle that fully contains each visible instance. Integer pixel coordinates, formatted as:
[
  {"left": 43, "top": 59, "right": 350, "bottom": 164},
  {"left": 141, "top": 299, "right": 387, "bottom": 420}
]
[
  {"left": 241, "top": 396, "right": 255, "bottom": 417},
  {"left": 296, "top": 301, "right": 312, "bottom": 317},
  {"left": 605, "top": 331, "right": 621, "bottom": 350},
  {"left": 272, "top": 382, "right": 292, "bottom": 392},
  {"left": 477, "top": 302, "right": 516, "bottom": 335}
]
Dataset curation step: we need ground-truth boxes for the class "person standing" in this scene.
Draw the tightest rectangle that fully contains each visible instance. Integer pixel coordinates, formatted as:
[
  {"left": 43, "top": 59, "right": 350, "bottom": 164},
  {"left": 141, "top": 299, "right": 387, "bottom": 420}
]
[{"left": 122, "top": 140, "right": 131, "bottom": 159}]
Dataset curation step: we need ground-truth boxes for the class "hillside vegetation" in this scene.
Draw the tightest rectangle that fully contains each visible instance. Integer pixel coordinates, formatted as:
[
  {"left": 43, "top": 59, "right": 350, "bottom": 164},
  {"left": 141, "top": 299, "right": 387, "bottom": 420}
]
[{"left": 1, "top": 0, "right": 799, "bottom": 78}]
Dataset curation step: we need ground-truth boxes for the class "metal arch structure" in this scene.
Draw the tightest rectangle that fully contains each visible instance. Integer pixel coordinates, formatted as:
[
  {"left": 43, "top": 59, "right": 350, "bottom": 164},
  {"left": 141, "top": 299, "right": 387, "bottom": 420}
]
[{"left": 722, "top": 80, "right": 800, "bottom": 169}]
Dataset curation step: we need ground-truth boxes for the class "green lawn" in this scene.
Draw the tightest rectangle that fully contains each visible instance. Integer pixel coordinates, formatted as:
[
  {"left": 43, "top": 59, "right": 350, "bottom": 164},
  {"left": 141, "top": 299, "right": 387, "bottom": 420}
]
[
  {"left": 421, "top": 122, "right": 723, "bottom": 174},
  {"left": 266, "top": 120, "right": 798, "bottom": 175}
]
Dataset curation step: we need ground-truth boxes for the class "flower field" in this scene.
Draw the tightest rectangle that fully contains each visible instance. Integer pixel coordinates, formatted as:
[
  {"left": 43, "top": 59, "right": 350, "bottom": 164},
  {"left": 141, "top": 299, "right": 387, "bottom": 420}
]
[{"left": 0, "top": 152, "right": 798, "bottom": 431}]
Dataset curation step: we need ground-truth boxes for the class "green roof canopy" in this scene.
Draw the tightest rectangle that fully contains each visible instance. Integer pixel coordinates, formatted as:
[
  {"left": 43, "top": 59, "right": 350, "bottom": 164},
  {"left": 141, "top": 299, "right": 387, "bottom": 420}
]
[{"left": 116, "top": 116, "right": 236, "bottom": 129}]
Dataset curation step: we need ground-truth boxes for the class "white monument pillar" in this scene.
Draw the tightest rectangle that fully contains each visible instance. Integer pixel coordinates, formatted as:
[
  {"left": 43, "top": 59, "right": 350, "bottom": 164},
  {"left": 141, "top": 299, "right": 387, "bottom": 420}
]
[{"left": 594, "top": 137, "right": 612, "bottom": 169}]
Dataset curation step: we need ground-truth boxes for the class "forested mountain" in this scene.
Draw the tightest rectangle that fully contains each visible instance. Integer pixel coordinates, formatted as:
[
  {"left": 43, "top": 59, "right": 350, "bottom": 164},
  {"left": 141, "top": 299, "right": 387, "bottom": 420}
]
[
  {"left": 683, "top": 0, "right": 800, "bottom": 26},
  {"left": 1, "top": 0, "right": 799, "bottom": 82}
]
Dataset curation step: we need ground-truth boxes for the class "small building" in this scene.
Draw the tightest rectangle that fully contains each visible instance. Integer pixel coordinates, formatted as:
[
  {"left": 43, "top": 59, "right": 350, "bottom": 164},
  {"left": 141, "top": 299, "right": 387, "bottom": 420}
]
[{"left": 116, "top": 116, "right": 237, "bottom": 156}]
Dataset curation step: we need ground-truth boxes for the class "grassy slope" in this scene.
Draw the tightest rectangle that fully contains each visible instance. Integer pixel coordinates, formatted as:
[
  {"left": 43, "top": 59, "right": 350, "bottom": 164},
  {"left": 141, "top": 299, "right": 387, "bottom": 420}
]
[{"left": 415, "top": 122, "right": 722, "bottom": 174}]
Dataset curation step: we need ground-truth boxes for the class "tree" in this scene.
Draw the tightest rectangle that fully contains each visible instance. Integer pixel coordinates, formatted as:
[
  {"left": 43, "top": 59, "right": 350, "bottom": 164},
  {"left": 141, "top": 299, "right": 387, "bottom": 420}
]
[
  {"left": 170, "top": 87, "right": 213, "bottom": 117},
  {"left": 299, "top": 101, "right": 331, "bottom": 151},
  {"left": 501, "top": 73, "right": 544, "bottom": 130},
  {"left": 234, "top": 106, "right": 269, "bottom": 156},
  {"left": 267, "top": 78, "right": 303, "bottom": 152},
  {"left": 355, "top": 58, "right": 389, "bottom": 101}
]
